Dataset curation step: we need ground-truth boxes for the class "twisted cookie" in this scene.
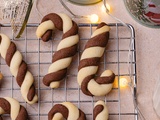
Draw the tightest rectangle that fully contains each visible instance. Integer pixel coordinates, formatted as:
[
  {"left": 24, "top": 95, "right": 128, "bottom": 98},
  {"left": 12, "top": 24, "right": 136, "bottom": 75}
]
[
  {"left": 78, "top": 22, "right": 115, "bottom": 96},
  {"left": 93, "top": 101, "right": 109, "bottom": 120},
  {"left": 0, "top": 34, "right": 38, "bottom": 104},
  {"left": 0, "top": 97, "right": 28, "bottom": 120},
  {"left": 48, "top": 102, "right": 86, "bottom": 120},
  {"left": 36, "top": 13, "right": 79, "bottom": 88}
]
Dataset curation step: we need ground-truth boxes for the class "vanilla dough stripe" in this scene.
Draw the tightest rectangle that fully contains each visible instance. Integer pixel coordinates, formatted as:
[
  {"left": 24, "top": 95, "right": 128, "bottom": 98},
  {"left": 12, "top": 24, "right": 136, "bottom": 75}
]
[
  {"left": 78, "top": 22, "right": 115, "bottom": 96},
  {"left": 0, "top": 34, "right": 38, "bottom": 104},
  {"left": 93, "top": 101, "right": 109, "bottom": 120},
  {"left": 0, "top": 97, "right": 28, "bottom": 120},
  {"left": 48, "top": 102, "right": 86, "bottom": 120},
  {"left": 36, "top": 13, "right": 79, "bottom": 88}
]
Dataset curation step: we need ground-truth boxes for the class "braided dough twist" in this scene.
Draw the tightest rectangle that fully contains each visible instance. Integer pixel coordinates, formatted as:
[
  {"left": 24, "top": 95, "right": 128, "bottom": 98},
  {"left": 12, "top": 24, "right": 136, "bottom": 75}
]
[
  {"left": 0, "top": 34, "right": 38, "bottom": 104},
  {"left": 36, "top": 13, "right": 79, "bottom": 88},
  {"left": 78, "top": 22, "right": 115, "bottom": 96},
  {"left": 0, "top": 97, "right": 28, "bottom": 120},
  {"left": 93, "top": 101, "right": 109, "bottom": 120},
  {"left": 48, "top": 102, "right": 86, "bottom": 120}
]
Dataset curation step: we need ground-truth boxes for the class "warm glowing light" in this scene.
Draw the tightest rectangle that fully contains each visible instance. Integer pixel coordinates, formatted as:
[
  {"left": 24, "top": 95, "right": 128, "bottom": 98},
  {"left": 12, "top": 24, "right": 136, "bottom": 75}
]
[
  {"left": 89, "top": 14, "right": 99, "bottom": 23},
  {"left": 113, "top": 76, "right": 130, "bottom": 88},
  {"left": 101, "top": 3, "right": 111, "bottom": 12},
  {"left": 120, "top": 78, "right": 128, "bottom": 88},
  {"left": 101, "top": 5, "right": 106, "bottom": 12}
]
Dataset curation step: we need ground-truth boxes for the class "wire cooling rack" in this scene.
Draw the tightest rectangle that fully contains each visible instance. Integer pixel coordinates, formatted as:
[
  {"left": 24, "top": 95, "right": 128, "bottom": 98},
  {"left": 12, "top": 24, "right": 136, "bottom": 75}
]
[{"left": 0, "top": 23, "right": 137, "bottom": 120}]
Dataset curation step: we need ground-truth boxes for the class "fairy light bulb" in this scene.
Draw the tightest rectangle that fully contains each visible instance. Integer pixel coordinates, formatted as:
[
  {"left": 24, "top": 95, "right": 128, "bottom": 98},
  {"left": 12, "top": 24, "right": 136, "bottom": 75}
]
[
  {"left": 101, "top": 3, "right": 111, "bottom": 12},
  {"left": 89, "top": 14, "right": 99, "bottom": 23},
  {"left": 120, "top": 78, "right": 128, "bottom": 88},
  {"left": 113, "top": 76, "right": 130, "bottom": 88}
]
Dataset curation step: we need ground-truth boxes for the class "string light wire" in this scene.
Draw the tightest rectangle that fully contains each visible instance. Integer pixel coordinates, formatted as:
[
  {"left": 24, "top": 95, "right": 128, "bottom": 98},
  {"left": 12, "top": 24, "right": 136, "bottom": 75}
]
[{"left": 103, "top": 1, "right": 146, "bottom": 119}]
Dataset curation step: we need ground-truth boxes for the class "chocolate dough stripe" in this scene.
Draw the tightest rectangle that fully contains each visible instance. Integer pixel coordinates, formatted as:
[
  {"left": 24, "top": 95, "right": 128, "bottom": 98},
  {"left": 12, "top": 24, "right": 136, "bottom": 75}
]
[
  {"left": 78, "top": 109, "right": 87, "bottom": 120},
  {"left": 93, "top": 105, "right": 104, "bottom": 120},
  {"left": 0, "top": 98, "right": 10, "bottom": 114},
  {"left": 85, "top": 32, "right": 109, "bottom": 49},
  {"left": 5, "top": 42, "right": 17, "bottom": 66},
  {"left": 48, "top": 104, "right": 69, "bottom": 120},
  {"left": 78, "top": 57, "right": 100, "bottom": 71},
  {"left": 52, "top": 44, "right": 77, "bottom": 63},
  {"left": 97, "top": 22, "right": 107, "bottom": 29},
  {"left": 81, "top": 75, "right": 95, "bottom": 96},
  {"left": 15, "top": 106, "right": 28, "bottom": 120},
  {"left": 96, "top": 73, "right": 115, "bottom": 84},
  {"left": 27, "top": 85, "right": 36, "bottom": 101},
  {"left": 43, "top": 69, "right": 67, "bottom": 86},
  {"left": 62, "top": 21, "right": 78, "bottom": 39},
  {"left": 16, "top": 61, "right": 28, "bottom": 86},
  {"left": 42, "top": 30, "right": 52, "bottom": 42},
  {"left": 37, "top": 13, "right": 79, "bottom": 88}
]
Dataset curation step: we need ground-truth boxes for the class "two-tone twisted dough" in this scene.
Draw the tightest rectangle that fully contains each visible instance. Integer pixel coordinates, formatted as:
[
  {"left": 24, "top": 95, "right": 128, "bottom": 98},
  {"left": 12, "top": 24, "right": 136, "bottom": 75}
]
[
  {"left": 0, "top": 97, "right": 28, "bottom": 120},
  {"left": 0, "top": 34, "right": 38, "bottom": 104},
  {"left": 78, "top": 22, "right": 115, "bottom": 96},
  {"left": 93, "top": 101, "right": 109, "bottom": 120},
  {"left": 48, "top": 102, "right": 86, "bottom": 120},
  {"left": 36, "top": 13, "right": 79, "bottom": 88}
]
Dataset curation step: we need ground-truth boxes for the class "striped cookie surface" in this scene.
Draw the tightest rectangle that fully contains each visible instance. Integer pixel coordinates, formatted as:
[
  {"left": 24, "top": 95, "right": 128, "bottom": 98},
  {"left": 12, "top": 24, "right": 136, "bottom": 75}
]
[
  {"left": 0, "top": 97, "right": 28, "bottom": 120},
  {"left": 0, "top": 34, "right": 38, "bottom": 104},
  {"left": 36, "top": 13, "right": 79, "bottom": 88},
  {"left": 78, "top": 22, "right": 115, "bottom": 96}
]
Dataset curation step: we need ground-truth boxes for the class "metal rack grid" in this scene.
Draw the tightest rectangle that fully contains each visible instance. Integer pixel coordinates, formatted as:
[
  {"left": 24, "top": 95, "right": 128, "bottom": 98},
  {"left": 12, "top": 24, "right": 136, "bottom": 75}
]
[{"left": 0, "top": 23, "right": 137, "bottom": 120}]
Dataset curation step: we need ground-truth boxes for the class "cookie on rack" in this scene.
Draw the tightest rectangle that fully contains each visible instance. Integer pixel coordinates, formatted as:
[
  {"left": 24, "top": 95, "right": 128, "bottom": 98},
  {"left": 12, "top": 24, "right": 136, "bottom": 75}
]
[
  {"left": 78, "top": 22, "right": 115, "bottom": 96},
  {"left": 93, "top": 100, "right": 109, "bottom": 120},
  {"left": 36, "top": 13, "right": 79, "bottom": 88},
  {"left": 0, "top": 33, "right": 38, "bottom": 104},
  {"left": 48, "top": 102, "right": 86, "bottom": 120},
  {"left": 0, "top": 97, "right": 28, "bottom": 120}
]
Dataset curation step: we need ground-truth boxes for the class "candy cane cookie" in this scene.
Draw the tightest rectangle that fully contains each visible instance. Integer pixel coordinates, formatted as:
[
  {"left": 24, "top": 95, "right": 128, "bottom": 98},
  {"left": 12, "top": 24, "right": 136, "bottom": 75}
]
[
  {"left": 0, "top": 34, "right": 38, "bottom": 104},
  {"left": 93, "top": 101, "right": 109, "bottom": 120},
  {"left": 48, "top": 102, "right": 86, "bottom": 120},
  {"left": 78, "top": 22, "right": 115, "bottom": 96},
  {"left": 36, "top": 13, "right": 79, "bottom": 88},
  {"left": 0, "top": 97, "right": 28, "bottom": 120}
]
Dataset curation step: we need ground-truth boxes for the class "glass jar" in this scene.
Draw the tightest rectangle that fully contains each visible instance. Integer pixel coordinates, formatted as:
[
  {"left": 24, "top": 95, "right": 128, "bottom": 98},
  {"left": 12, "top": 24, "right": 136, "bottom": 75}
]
[
  {"left": 124, "top": 0, "right": 160, "bottom": 28},
  {"left": 0, "top": 0, "right": 34, "bottom": 38},
  {"left": 153, "top": 75, "right": 160, "bottom": 118}
]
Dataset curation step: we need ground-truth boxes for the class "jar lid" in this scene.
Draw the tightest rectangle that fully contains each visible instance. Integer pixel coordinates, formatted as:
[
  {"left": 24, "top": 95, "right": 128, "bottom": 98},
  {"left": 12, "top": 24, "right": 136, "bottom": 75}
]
[{"left": 68, "top": 0, "right": 102, "bottom": 5}]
